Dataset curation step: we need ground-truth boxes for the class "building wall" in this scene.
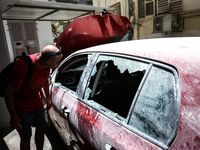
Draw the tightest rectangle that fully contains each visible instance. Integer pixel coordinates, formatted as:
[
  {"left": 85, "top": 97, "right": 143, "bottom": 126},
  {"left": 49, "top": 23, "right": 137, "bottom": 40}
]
[
  {"left": 182, "top": 0, "right": 200, "bottom": 11},
  {"left": 135, "top": 0, "right": 200, "bottom": 39},
  {"left": 93, "top": 0, "right": 128, "bottom": 17},
  {"left": 36, "top": 21, "right": 54, "bottom": 51},
  {"left": 2, "top": 21, "right": 53, "bottom": 60},
  {"left": 93, "top": 0, "right": 200, "bottom": 40},
  {"left": 3, "top": 20, "right": 13, "bottom": 61}
]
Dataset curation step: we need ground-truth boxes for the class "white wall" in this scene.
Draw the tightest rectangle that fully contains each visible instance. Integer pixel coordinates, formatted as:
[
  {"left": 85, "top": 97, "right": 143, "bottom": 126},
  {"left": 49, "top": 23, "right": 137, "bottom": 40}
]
[
  {"left": 36, "top": 21, "right": 54, "bottom": 51},
  {"left": 3, "top": 20, "right": 14, "bottom": 61}
]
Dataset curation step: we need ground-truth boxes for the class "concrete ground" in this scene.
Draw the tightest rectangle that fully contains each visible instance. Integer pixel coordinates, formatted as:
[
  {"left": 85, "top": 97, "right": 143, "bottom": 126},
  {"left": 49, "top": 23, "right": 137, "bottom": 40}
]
[{"left": 0, "top": 126, "right": 67, "bottom": 150}]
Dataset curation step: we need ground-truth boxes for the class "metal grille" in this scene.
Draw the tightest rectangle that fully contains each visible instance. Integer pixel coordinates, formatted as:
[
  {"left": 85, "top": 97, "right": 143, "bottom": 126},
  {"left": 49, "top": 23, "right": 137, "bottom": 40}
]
[
  {"left": 146, "top": 1, "right": 154, "bottom": 16},
  {"left": 138, "top": 0, "right": 145, "bottom": 18},
  {"left": 158, "top": 0, "right": 169, "bottom": 15},
  {"left": 24, "top": 22, "right": 36, "bottom": 40},
  {"left": 10, "top": 22, "right": 23, "bottom": 41},
  {"left": 170, "top": 0, "right": 182, "bottom": 13}
]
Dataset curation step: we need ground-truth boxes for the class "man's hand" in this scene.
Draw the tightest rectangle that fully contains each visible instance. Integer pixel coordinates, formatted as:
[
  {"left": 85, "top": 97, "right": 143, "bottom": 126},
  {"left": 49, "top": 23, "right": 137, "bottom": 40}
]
[
  {"left": 43, "top": 78, "right": 51, "bottom": 111},
  {"left": 44, "top": 98, "right": 52, "bottom": 111},
  {"left": 10, "top": 115, "right": 21, "bottom": 131}
]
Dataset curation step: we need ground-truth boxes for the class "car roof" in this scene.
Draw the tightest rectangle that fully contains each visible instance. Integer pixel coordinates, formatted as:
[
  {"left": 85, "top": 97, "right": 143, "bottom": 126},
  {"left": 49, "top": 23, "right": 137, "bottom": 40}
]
[{"left": 75, "top": 37, "right": 200, "bottom": 70}]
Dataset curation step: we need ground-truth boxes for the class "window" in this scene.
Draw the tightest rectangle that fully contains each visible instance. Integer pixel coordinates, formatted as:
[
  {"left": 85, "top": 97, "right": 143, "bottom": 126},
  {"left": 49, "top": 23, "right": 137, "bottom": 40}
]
[
  {"left": 55, "top": 54, "right": 92, "bottom": 91},
  {"left": 83, "top": 54, "right": 179, "bottom": 147},
  {"left": 138, "top": 0, "right": 145, "bottom": 18},
  {"left": 128, "top": 66, "right": 178, "bottom": 146},
  {"left": 138, "top": 0, "right": 154, "bottom": 19},
  {"left": 157, "top": 0, "right": 169, "bottom": 15},
  {"left": 84, "top": 55, "right": 149, "bottom": 118},
  {"left": 138, "top": 0, "right": 182, "bottom": 19},
  {"left": 157, "top": 0, "right": 182, "bottom": 15},
  {"left": 146, "top": 1, "right": 154, "bottom": 16}
]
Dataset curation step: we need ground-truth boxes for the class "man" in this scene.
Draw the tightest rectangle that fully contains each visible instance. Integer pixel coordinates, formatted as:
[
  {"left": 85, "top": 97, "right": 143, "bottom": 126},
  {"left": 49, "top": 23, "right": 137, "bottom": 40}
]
[{"left": 4, "top": 45, "right": 63, "bottom": 150}]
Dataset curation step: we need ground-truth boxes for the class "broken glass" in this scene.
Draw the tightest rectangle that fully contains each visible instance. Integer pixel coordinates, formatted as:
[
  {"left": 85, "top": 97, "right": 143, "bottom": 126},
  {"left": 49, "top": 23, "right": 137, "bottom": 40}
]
[
  {"left": 129, "top": 66, "right": 178, "bottom": 146},
  {"left": 84, "top": 55, "right": 149, "bottom": 118}
]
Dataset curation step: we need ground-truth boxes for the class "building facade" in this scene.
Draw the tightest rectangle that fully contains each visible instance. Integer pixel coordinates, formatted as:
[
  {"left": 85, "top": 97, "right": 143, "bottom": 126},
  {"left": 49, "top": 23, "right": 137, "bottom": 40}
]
[{"left": 93, "top": 0, "right": 200, "bottom": 40}]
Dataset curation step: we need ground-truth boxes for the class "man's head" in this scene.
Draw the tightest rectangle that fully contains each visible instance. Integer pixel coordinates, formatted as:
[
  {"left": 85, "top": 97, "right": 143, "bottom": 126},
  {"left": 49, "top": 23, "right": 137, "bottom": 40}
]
[{"left": 39, "top": 45, "right": 63, "bottom": 69}]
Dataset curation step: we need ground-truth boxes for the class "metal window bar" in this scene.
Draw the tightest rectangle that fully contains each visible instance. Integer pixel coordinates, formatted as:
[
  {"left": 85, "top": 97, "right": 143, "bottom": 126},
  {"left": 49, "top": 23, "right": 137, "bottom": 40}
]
[{"left": 138, "top": 0, "right": 145, "bottom": 18}]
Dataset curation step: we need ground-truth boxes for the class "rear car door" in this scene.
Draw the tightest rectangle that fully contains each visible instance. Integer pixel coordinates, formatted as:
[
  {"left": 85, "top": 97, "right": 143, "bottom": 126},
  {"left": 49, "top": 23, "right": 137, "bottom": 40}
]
[{"left": 72, "top": 53, "right": 179, "bottom": 150}]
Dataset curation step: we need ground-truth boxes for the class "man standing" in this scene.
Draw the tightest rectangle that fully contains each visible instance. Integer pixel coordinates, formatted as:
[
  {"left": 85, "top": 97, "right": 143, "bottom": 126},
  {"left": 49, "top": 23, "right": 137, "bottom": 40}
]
[{"left": 4, "top": 45, "right": 63, "bottom": 150}]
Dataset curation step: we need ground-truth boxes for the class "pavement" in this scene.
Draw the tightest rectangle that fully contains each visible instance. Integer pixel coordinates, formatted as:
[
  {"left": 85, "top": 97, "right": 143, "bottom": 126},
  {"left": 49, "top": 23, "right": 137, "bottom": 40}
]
[{"left": 0, "top": 126, "right": 67, "bottom": 150}]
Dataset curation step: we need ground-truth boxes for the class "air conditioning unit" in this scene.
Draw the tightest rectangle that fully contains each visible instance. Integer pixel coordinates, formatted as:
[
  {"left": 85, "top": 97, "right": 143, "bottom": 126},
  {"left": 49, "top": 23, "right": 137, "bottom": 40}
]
[{"left": 153, "top": 14, "right": 177, "bottom": 33}]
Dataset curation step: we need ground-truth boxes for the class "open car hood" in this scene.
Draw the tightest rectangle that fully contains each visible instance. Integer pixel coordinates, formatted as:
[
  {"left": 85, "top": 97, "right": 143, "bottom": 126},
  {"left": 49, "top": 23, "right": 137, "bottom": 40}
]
[{"left": 56, "top": 14, "right": 133, "bottom": 59}]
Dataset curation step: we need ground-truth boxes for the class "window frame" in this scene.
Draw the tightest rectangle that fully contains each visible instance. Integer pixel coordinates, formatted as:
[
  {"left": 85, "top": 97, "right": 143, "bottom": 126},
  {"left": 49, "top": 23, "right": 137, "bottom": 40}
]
[
  {"left": 80, "top": 52, "right": 180, "bottom": 150},
  {"left": 127, "top": 63, "right": 179, "bottom": 148},
  {"left": 52, "top": 53, "right": 95, "bottom": 98},
  {"left": 138, "top": 0, "right": 155, "bottom": 19}
]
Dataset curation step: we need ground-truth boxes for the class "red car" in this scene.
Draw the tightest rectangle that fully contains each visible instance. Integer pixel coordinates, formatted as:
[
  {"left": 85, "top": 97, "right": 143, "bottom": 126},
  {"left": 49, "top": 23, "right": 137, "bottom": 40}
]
[
  {"left": 47, "top": 37, "right": 200, "bottom": 150},
  {"left": 56, "top": 14, "right": 133, "bottom": 59}
]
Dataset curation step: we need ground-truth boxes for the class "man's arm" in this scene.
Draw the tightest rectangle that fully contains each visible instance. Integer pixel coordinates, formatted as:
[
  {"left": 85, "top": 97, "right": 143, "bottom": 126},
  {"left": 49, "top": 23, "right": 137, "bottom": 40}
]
[
  {"left": 4, "top": 83, "right": 21, "bottom": 131},
  {"left": 43, "top": 78, "right": 52, "bottom": 110}
]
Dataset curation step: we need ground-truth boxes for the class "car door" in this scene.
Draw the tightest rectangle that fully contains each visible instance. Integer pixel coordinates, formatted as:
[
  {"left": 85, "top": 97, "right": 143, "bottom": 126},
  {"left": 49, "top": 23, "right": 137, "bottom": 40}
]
[
  {"left": 50, "top": 53, "right": 95, "bottom": 149},
  {"left": 71, "top": 53, "right": 179, "bottom": 150}
]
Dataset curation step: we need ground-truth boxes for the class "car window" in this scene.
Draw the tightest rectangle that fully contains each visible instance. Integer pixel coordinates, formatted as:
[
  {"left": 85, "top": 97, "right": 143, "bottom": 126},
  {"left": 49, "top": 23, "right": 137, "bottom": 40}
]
[
  {"left": 55, "top": 54, "right": 92, "bottom": 92},
  {"left": 84, "top": 55, "right": 149, "bottom": 118},
  {"left": 128, "top": 66, "right": 178, "bottom": 146}
]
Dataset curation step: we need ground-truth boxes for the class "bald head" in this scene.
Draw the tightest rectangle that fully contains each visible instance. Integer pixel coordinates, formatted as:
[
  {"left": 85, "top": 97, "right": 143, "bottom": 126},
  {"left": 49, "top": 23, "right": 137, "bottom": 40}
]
[
  {"left": 37, "top": 45, "right": 63, "bottom": 70},
  {"left": 41, "top": 45, "right": 60, "bottom": 59}
]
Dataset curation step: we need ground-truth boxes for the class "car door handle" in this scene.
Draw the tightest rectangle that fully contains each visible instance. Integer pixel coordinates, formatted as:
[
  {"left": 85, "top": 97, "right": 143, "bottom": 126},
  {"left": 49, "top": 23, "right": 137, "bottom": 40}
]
[
  {"left": 61, "top": 105, "right": 70, "bottom": 114},
  {"left": 105, "top": 143, "right": 116, "bottom": 150}
]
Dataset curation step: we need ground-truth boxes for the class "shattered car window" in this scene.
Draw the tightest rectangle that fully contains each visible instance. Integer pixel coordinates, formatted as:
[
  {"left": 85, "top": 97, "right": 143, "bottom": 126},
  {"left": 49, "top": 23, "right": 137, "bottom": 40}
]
[
  {"left": 128, "top": 66, "right": 178, "bottom": 146},
  {"left": 55, "top": 54, "right": 91, "bottom": 91},
  {"left": 84, "top": 55, "right": 149, "bottom": 118}
]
